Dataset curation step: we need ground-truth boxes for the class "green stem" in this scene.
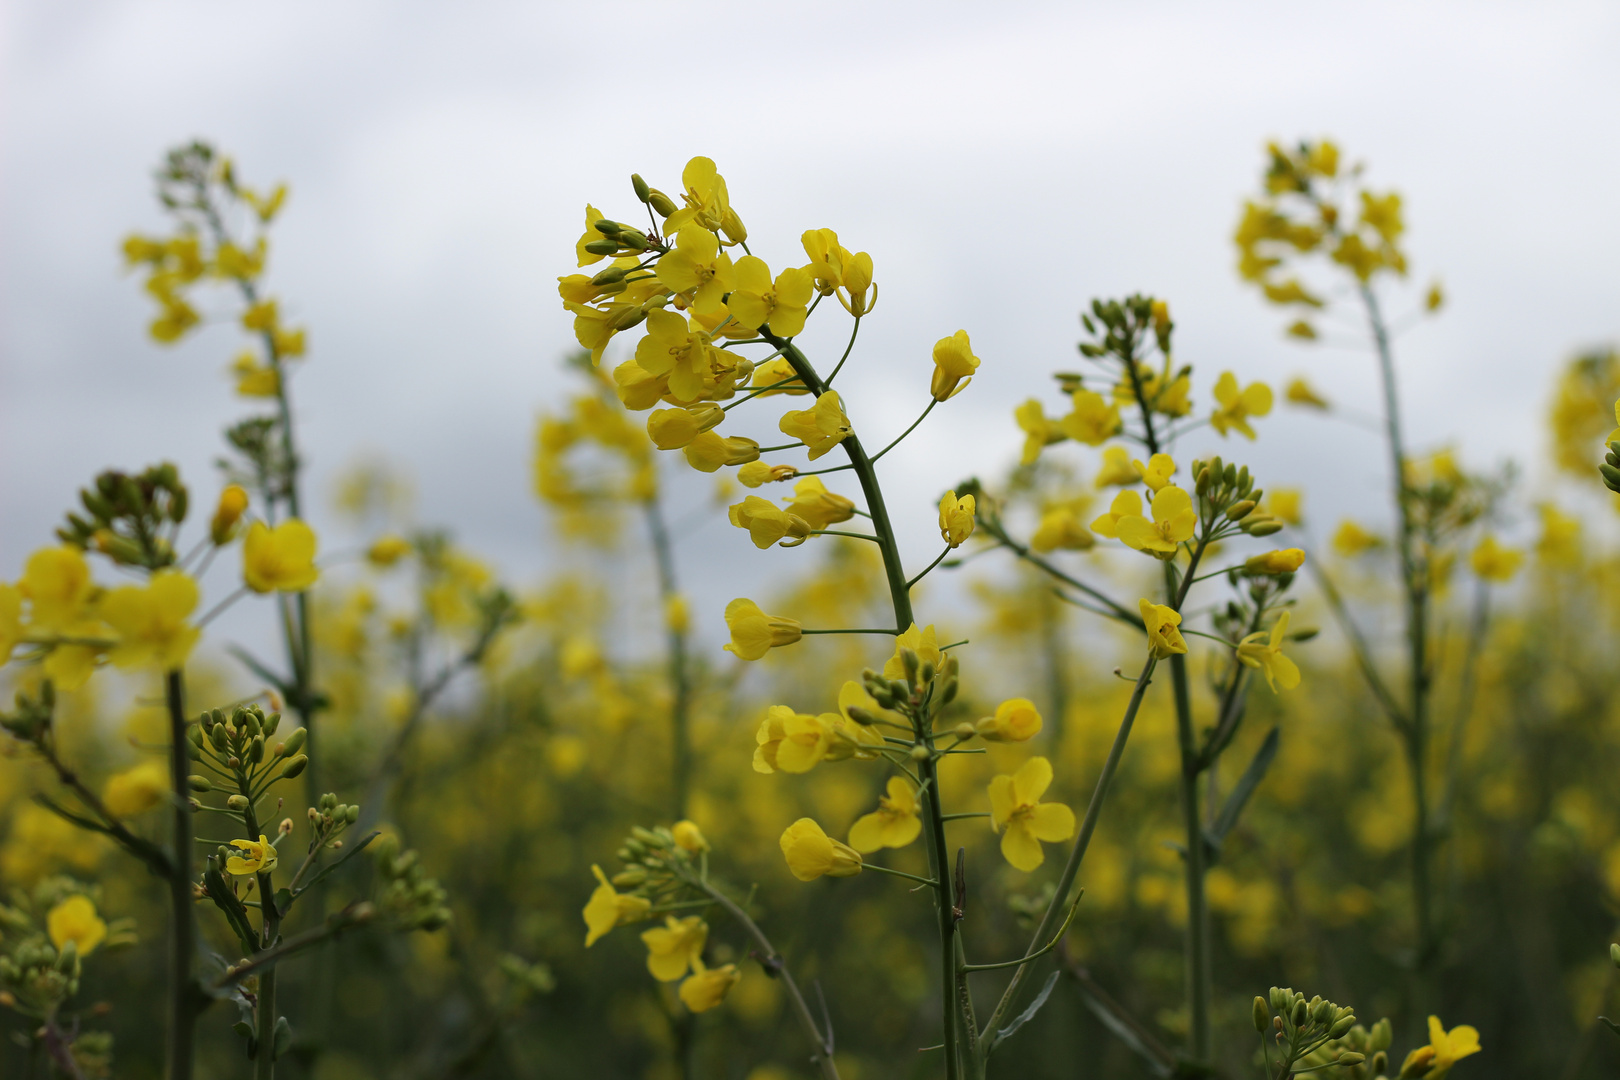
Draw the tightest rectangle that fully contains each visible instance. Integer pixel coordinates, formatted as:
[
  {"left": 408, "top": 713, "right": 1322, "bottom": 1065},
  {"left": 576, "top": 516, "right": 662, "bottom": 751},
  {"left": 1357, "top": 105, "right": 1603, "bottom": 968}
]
[
  {"left": 762, "top": 329, "right": 962, "bottom": 1080},
  {"left": 644, "top": 492, "right": 693, "bottom": 818},
  {"left": 164, "top": 670, "right": 197, "bottom": 1080}
]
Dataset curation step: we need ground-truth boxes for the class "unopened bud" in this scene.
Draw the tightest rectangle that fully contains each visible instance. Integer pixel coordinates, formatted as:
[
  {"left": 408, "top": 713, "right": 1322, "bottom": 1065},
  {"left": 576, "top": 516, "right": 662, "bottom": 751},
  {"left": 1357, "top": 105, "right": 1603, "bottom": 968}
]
[
  {"left": 938, "top": 675, "right": 959, "bottom": 705},
  {"left": 280, "top": 754, "right": 308, "bottom": 779},
  {"left": 1336, "top": 1052, "right": 1364, "bottom": 1066},
  {"left": 631, "top": 173, "right": 651, "bottom": 202},
  {"left": 278, "top": 727, "right": 307, "bottom": 757},
  {"left": 227, "top": 794, "right": 250, "bottom": 811},
  {"left": 954, "top": 722, "right": 976, "bottom": 740},
  {"left": 584, "top": 239, "right": 619, "bottom": 256},
  {"left": 1291, "top": 999, "right": 1308, "bottom": 1027},
  {"left": 1225, "top": 499, "right": 1256, "bottom": 521},
  {"left": 845, "top": 705, "right": 878, "bottom": 726},
  {"left": 648, "top": 190, "right": 677, "bottom": 217},
  {"left": 909, "top": 744, "right": 931, "bottom": 762},
  {"left": 1329, "top": 1015, "right": 1356, "bottom": 1038},
  {"left": 593, "top": 219, "right": 622, "bottom": 235},
  {"left": 1253, "top": 996, "right": 1270, "bottom": 1033},
  {"left": 1246, "top": 519, "right": 1284, "bottom": 537},
  {"left": 1369, "top": 1051, "right": 1387, "bottom": 1074},
  {"left": 900, "top": 648, "right": 921, "bottom": 686},
  {"left": 188, "top": 775, "right": 212, "bottom": 792}
]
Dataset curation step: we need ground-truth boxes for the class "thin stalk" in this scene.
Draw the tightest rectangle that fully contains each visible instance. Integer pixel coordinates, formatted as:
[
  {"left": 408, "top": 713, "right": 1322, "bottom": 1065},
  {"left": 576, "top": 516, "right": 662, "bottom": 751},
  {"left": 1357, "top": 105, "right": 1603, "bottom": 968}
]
[
  {"left": 164, "top": 670, "right": 197, "bottom": 1080},
  {"left": 643, "top": 492, "right": 693, "bottom": 818}
]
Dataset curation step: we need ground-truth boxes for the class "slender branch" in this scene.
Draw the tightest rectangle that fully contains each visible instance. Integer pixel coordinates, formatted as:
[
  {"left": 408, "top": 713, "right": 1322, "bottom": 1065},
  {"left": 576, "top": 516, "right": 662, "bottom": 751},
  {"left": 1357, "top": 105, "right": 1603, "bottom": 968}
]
[
  {"left": 1302, "top": 543, "right": 1408, "bottom": 731},
  {"left": 164, "top": 670, "right": 198, "bottom": 1080},
  {"left": 961, "top": 890, "right": 1081, "bottom": 972},
  {"left": 907, "top": 545, "right": 954, "bottom": 590},
  {"left": 870, "top": 398, "right": 937, "bottom": 463},
  {"left": 211, "top": 904, "right": 376, "bottom": 991}
]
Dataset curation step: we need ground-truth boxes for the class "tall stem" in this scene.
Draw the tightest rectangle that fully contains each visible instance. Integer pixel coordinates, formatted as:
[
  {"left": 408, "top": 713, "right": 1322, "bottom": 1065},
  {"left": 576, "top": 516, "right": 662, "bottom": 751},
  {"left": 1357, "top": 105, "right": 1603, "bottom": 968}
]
[
  {"left": 1360, "top": 284, "right": 1435, "bottom": 977},
  {"left": 763, "top": 331, "right": 961, "bottom": 1079},
  {"left": 1166, "top": 561, "right": 1212, "bottom": 1063},
  {"left": 164, "top": 671, "right": 197, "bottom": 1080},
  {"left": 643, "top": 493, "right": 692, "bottom": 818},
  {"left": 243, "top": 794, "right": 281, "bottom": 1080}
]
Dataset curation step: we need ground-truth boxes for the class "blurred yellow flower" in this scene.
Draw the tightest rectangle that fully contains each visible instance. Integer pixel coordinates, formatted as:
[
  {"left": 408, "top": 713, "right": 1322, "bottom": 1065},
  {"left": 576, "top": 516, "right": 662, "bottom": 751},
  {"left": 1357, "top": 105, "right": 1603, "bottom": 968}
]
[
  {"left": 1535, "top": 503, "right": 1581, "bottom": 567},
  {"left": 1210, "top": 372, "right": 1273, "bottom": 440},
  {"left": 641, "top": 915, "right": 708, "bottom": 982},
  {"left": 1139, "top": 599, "right": 1187, "bottom": 659},
  {"left": 1266, "top": 488, "right": 1303, "bottom": 525},
  {"left": 100, "top": 571, "right": 200, "bottom": 671},
  {"left": 1062, "top": 389, "right": 1121, "bottom": 446},
  {"left": 1469, "top": 535, "right": 1523, "bottom": 583},
  {"left": 46, "top": 895, "right": 106, "bottom": 957},
  {"left": 671, "top": 821, "right": 709, "bottom": 853},
  {"left": 1284, "top": 376, "right": 1330, "bottom": 409},
  {"left": 1090, "top": 490, "right": 1143, "bottom": 538},
  {"left": 975, "top": 698, "right": 1043, "bottom": 742},
  {"left": 103, "top": 760, "right": 169, "bottom": 818},
  {"left": 1399, "top": 1016, "right": 1480, "bottom": 1079},
  {"left": 1331, "top": 520, "right": 1382, "bottom": 556},
  {"left": 210, "top": 485, "right": 249, "bottom": 544},
  {"left": 988, "top": 757, "right": 1075, "bottom": 872},
  {"left": 366, "top": 535, "right": 412, "bottom": 567},
  {"left": 1237, "top": 611, "right": 1301, "bottom": 692},
  {"left": 242, "top": 519, "right": 319, "bottom": 593},
  {"left": 20, "top": 546, "right": 95, "bottom": 633},
  {"left": 938, "top": 491, "right": 976, "bottom": 547},
  {"left": 0, "top": 584, "right": 23, "bottom": 660},
  {"left": 1015, "top": 399, "right": 1059, "bottom": 466},
  {"left": 583, "top": 864, "right": 651, "bottom": 947},
  {"left": 779, "top": 818, "right": 863, "bottom": 881},
  {"left": 1243, "top": 548, "right": 1305, "bottom": 575},
  {"left": 1094, "top": 445, "right": 1138, "bottom": 487},
  {"left": 1133, "top": 453, "right": 1176, "bottom": 492},
  {"left": 1030, "top": 503, "right": 1095, "bottom": 552},
  {"left": 679, "top": 963, "right": 741, "bottom": 1013},
  {"left": 848, "top": 776, "right": 922, "bottom": 853}
]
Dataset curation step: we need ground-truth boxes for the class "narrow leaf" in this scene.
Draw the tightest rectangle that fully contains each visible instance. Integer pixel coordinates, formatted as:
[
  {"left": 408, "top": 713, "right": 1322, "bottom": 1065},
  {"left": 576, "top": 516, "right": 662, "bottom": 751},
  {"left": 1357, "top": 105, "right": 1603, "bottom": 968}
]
[
  {"left": 1210, "top": 726, "right": 1280, "bottom": 844},
  {"left": 996, "top": 970, "right": 1059, "bottom": 1043}
]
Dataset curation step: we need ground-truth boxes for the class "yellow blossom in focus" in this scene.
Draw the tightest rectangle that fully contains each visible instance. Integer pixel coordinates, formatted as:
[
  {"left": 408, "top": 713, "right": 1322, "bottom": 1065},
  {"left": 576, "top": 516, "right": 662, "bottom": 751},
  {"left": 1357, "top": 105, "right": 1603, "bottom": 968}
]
[
  {"left": 1090, "top": 490, "right": 1144, "bottom": 539},
  {"left": 367, "top": 535, "right": 412, "bottom": 567},
  {"left": 930, "top": 330, "right": 980, "bottom": 401},
  {"left": 779, "top": 818, "right": 863, "bottom": 881},
  {"left": 1117, "top": 486, "right": 1197, "bottom": 558},
  {"left": 633, "top": 309, "right": 747, "bottom": 406},
  {"left": 883, "top": 623, "right": 942, "bottom": 681},
  {"left": 988, "top": 757, "right": 1075, "bottom": 872},
  {"left": 665, "top": 157, "right": 740, "bottom": 239},
  {"left": 583, "top": 864, "right": 652, "bottom": 946},
  {"left": 100, "top": 571, "right": 201, "bottom": 671},
  {"left": 975, "top": 698, "right": 1043, "bottom": 742},
  {"left": 575, "top": 204, "right": 608, "bottom": 267},
  {"left": 1237, "top": 611, "right": 1301, "bottom": 692},
  {"left": 102, "top": 760, "right": 169, "bottom": 818},
  {"left": 783, "top": 478, "right": 854, "bottom": 531},
  {"left": 1133, "top": 453, "right": 1176, "bottom": 492},
  {"left": 656, "top": 225, "right": 736, "bottom": 315},
  {"left": 729, "top": 497, "right": 812, "bottom": 549},
  {"left": 46, "top": 895, "right": 107, "bottom": 957},
  {"left": 242, "top": 520, "right": 319, "bottom": 593},
  {"left": 778, "top": 392, "right": 851, "bottom": 460},
  {"left": 1210, "top": 372, "right": 1273, "bottom": 440},
  {"left": 647, "top": 404, "right": 725, "bottom": 450},
  {"left": 1284, "top": 376, "right": 1330, "bottom": 409},
  {"left": 1332, "top": 520, "right": 1383, "bottom": 556},
  {"left": 1266, "top": 488, "right": 1303, "bottom": 525},
  {"left": 750, "top": 357, "right": 809, "bottom": 397},
  {"left": 210, "top": 485, "right": 250, "bottom": 544},
  {"left": 1470, "top": 535, "right": 1523, "bottom": 583},
  {"left": 939, "top": 491, "right": 976, "bottom": 547},
  {"left": 226, "top": 834, "right": 278, "bottom": 876},
  {"left": 1243, "top": 548, "right": 1305, "bottom": 575},
  {"left": 1094, "top": 446, "right": 1136, "bottom": 487},
  {"left": 801, "top": 228, "right": 848, "bottom": 294},
  {"left": 1062, "top": 389, "right": 1121, "bottom": 446},
  {"left": 848, "top": 776, "right": 922, "bottom": 853},
  {"left": 1140, "top": 599, "right": 1187, "bottom": 659},
  {"left": 723, "top": 598, "right": 801, "bottom": 661},
  {"left": 753, "top": 707, "right": 869, "bottom": 774},
  {"left": 680, "top": 963, "right": 741, "bottom": 1013},
  {"left": 684, "top": 432, "right": 760, "bottom": 473},
  {"left": 641, "top": 915, "right": 708, "bottom": 982},
  {"left": 737, "top": 461, "right": 798, "bottom": 487},
  {"left": 729, "top": 257, "right": 813, "bottom": 338}
]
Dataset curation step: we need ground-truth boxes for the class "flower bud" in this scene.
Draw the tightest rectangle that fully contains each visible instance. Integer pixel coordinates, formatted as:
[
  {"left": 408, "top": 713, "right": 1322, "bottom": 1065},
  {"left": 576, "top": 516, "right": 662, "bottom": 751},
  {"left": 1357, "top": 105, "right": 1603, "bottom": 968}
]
[
  {"left": 593, "top": 219, "right": 622, "bottom": 236},
  {"left": 227, "top": 794, "right": 250, "bottom": 811},
  {"left": 672, "top": 820, "right": 709, "bottom": 853},
  {"left": 210, "top": 485, "right": 249, "bottom": 544},
  {"left": 1337, "top": 1052, "right": 1364, "bottom": 1066},
  {"left": 631, "top": 174, "right": 651, "bottom": 202},
  {"left": 280, "top": 754, "right": 308, "bottom": 779},
  {"left": 1225, "top": 499, "right": 1256, "bottom": 521},
  {"left": 648, "top": 189, "right": 677, "bottom": 217},
  {"left": 1253, "top": 997, "right": 1270, "bottom": 1033},
  {"left": 1291, "top": 999, "right": 1308, "bottom": 1027},
  {"left": 1330, "top": 1015, "right": 1356, "bottom": 1038},
  {"left": 953, "top": 722, "right": 976, "bottom": 740},
  {"left": 1245, "top": 519, "right": 1284, "bottom": 537},
  {"left": 900, "top": 648, "right": 921, "bottom": 686},
  {"left": 584, "top": 239, "right": 620, "bottom": 256},
  {"left": 909, "top": 744, "right": 931, "bottom": 762},
  {"left": 188, "top": 775, "right": 212, "bottom": 791}
]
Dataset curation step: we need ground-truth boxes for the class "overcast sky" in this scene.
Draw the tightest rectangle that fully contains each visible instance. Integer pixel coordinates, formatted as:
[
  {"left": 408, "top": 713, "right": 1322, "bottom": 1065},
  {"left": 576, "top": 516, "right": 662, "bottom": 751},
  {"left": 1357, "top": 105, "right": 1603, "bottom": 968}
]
[{"left": 3, "top": 1, "right": 1617, "bottom": 657}]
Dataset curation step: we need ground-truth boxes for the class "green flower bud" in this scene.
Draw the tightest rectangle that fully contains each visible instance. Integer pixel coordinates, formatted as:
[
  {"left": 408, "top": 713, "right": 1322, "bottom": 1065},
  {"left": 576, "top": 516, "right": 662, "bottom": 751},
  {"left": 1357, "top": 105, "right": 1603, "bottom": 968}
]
[
  {"left": 1611, "top": 942, "right": 1620, "bottom": 968},
  {"left": 593, "top": 219, "right": 622, "bottom": 236},
  {"left": 1226, "top": 499, "right": 1257, "bottom": 521},
  {"left": 346, "top": 804, "right": 359, "bottom": 824},
  {"left": 249, "top": 735, "right": 265, "bottom": 763},
  {"left": 591, "top": 266, "right": 629, "bottom": 287},
  {"left": 631, "top": 173, "right": 651, "bottom": 202},
  {"left": 1253, "top": 996, "right": 1270, "bottom": 1033},
  {"left": 188, "top": 775, "right": 212, "bottom": 792},
  {"left": 583, "top": 239, "right": 620, "bottom": 256},
  {"left": 900, "top": 648, "right": 921, "bottom": 685},
  {"left": 1269, "top": 986, "right": 1288, "bottom": 1011},
  {"left": 1291, "top": 999, "right": 1308, "bottom": 1027},
  {"left": 1330, "top": 1015, "right": 1357, "bottom": 1038},
  {"left": 263, "top": 712, "right": 281, "bottom": 736},
  {"left": 1312, "top": 998, "right": 1334, "bottom": 1024},
  {"left": 647, "top": 190, "right": 677, "bottom": 217},
  {"left": 938, "top": 675, "right": 959, "bottom": 705},
  {"left": 909, "top": 744, "right": 931, "bottom": 762},
  {"left": 227, "top": 794, "right": 250, "bottom": 811},
  {"left": 187, "top": 723, "right": 204, "bottom": 746},
  {"left": 1337, "top": 1052, "right": 1364, "bottom": 1066},
  {"left": 278, "top": 727, "right": 307, "bottom": 757},
  {"left": 1369, "top": 1051, "right": 1387, "bottom": 1075},
  {"left": 1246, "top": 519, "right": 1285, "bottom": 537},
  {"left": 209, "top": 725, "right": 228, "bottom": 751},
  {"left": 280, "top": 754, "right": 308, "bottom": 779}
]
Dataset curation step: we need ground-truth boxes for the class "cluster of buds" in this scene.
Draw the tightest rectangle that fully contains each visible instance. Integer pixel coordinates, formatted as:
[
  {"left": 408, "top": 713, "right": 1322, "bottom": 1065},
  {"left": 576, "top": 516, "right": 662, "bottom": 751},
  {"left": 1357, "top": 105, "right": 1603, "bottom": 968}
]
[
  {"left": 1254, "top": 987, "right": 1365, "bottom": 1076},
  {"left": 1600, "top": 440, "right": 1620, "bottom": 495},
  {"left": 186, "top": 704, "right": 307, "bottom": 793},
  {"left": 861, "top": 650, "right": 959, "bottom": 723},
  {"left": 307, "top": 792, "right": 360, "bottom": 846},
  {"left": 56, "top": 464, "right": 188, "bottom": 568},
  {"left": 1079, "top": 295, "right": 1175, "bottom": 364},
  {"left": 0, "top": 683, "right": 56, "bottom": 743},
  {"left": 609, "top": 823, "right": 710, "bottom": 901},
  {"left": 1193, "top": 456, "right": 1282, "bottom": 537},
  {"left": 0, "top": 938, "right": 82, "bottom": 1016},
  {"left": 372, "top": 837, "right": 451, "bottom": 932}
]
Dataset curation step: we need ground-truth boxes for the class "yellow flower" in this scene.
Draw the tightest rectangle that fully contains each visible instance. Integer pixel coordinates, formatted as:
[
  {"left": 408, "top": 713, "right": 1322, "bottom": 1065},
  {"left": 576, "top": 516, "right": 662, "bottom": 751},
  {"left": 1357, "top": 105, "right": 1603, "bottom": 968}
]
[
  {"left": 231, "top": 352, "right": 280, "bottom": 397},
  {"left": 839, "top": 251, "right": 875, "bottom": 316},
  {"left": 778, "top": 391, "right": 851, "bottom": 460},
  {"left": 575, "top": 204, "right": 609, "bottom": 267},
  {"left": 801, "top": 227, "right": 850, "bottom": 293},
  {"left": 1140, "top": 599, "right": 1187, "bottom": 659},
  {"left": 664, "top": 157, "right": 740, "bottom": 238},
  {"left": 1332, "top": 520, "right": 1382, "bottom": 556},
  {"left": 729, "top": 497, "right": 812, "bottom": 549},
  {"left": 684, "top": 432, "right": 760, "bottom": 473},
  {"left": 1117, "top": 486, "right": 1197, "bottom": 558},
  {"left": 366, "top": 535, "right": 412, "bottom": 567},
  {"left": 679, "top": 963, "right": 741, "bottom": 1013},
  {"left": 779, "top": 818, "right": 863, "bottom": 881},
  {"left": 782, "top": 477, "right": 854, "bottom": 531},
  {"left": 1266, "top": 488, "right": 1303, "bottom": 525},
  {"left": 1237, "top": 611, "right": 1301, "bottom": 692},
  {"left": 723, "top": 598, "right": 801, "bottom": 661},
  {"left": 243, "top": 520, "right": 319, "bottom": 593},
  {"left": 672, "top": 821, "right": 709, "bottom": 853},
  {"left": 0, "top": 584, "right": 23, "bottom": 661},
  {"left": 633, "top": 309, "right": 748, "bottom": 405},
  {"left": 1133, "top": 453, "right": 1176, "bottom": 492},
  {"left": 1400, "top": 1016, "right": 1480, "bottom": 1079},
  {"left": 102, "top": 760, "right": 169, "bottom": 818},
  {"left": 656, "top": 225, "right": 736, "bottom": 315},
  {"left": 988, "top": 757, "right": 1075, "bottom": 872},
  {"left": 1243, "top": 548, "right": 1305, "bottom": 575},
  {"left": 1284, "top": 376, "right": 1330, "bottom": 409},
  {"left": 749, "top": 357, "right": 810, "bottom": 397},
  {"left": 975, "top": 698, "right": 1043, "bottom": 742},
  {"left": 1090, "top": 490, "right": 1143, "bottom": 538},
  {"left": 210, "top": 485, "right": 250, "bottom": 544},
  {"left": 848, "top": 776, "right": 922, "bottom": 853},
  {"left": 647, "top": 404, "right": 725, "bottom": 450},
  {"left": 226, "top": 834, "right": 279, "bottom": 876},
  {"left": 737, "top": 461, "right": 799, "bottom": 488},
  {"left": 1014, "top": 399, "right": 1062, "bottom": 466},
  {"left": 46, "top": 895, "right": 107, "bottom": 957},
  {"left": 641, "top": 915, "right": 708, "bottom": 982},
  {"left": 939, "top": 491, "right": 976, "bottom": 547},
  {"left": 583, "top": 864, "right": 652, "bottom": 946},
  {"left": 1210, "top": 372, "right": 1273, "bottom": 439},
  {"left": 883, "top": 623, "right": 942, "bottom": 681},
  {"left": 753, "top": 707, "right": 867, "bottom": 773},
  {"left": 20, "top": 546, "right": 95, "bottom": 633},
  {"left": 729, "top": 257, "right": 813, "bottom": 337},
  {"left": 1470, "top": 534, "right": 1523, "bottom": 583},
  {"left": 100, "top": 571, "right": 201, "bottom": 671},
  {"left": 1535, "top": 503, "right": 1581, "bottom": 567},
  {"left": 930, "top": 330, "right": 980, "bottom": 401},
  {"left": 1094, "top": 446, "right": 1138, "bottom": 487},
  {"left": 1062, "top": 389, "right": 1121, "bottom": 446},
  {"left": 1030, "top": 504, "right": 1096, "bottom": 553}
]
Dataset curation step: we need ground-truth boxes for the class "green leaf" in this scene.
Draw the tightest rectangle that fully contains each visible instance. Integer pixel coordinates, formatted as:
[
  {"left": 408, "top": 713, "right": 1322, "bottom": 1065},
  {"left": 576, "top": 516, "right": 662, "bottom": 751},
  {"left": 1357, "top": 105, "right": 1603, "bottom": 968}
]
[
  {"left": 996, "top": 970, "right": 1059, "bottom": 1044},
  {"left": 273, "top": 1016, "right": 292, "bottom": 1060},
  {"left": 1208, "top": 726, "right": 1280, "bottom": 854}
]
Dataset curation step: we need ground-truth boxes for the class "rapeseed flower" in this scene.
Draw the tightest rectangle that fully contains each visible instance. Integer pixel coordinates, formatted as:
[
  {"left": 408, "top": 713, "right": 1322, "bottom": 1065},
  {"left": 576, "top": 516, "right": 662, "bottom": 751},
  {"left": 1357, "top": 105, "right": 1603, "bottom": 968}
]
[
  {"left": 1244, "top": 549, "right": 1305, "bottom": 575},
  {"left": 938, "top": 491, "right": 976, "bottom": 547},
  {"left": 779, "top": 818, "right": 862, "bottom": 881},
  {"left": 583, "top": 865, "right": 651, "bottom": 946},
  {"left": 729, "top": 257, "right": 813, "bottom": 337},
  {"left": 46, "top": 895, "right": 107, "bottom": 957},
  {"left": 723, "top": 599, "right": 801, "bottom": 660},
  {"left": 1090, "top": 490, "right": 1143, "bottom": 539},
  {"left": 988, "top": 757, "right": 1075, "bottom": 872},
  {"left": 679, "top": 963, "right": 741, "bottom": 1013},
  {"left": 1140, "top": 599, "right": 1187, "bottom": 659},
  {"left": 100, "top": 571, "right": 200, "bottom": 671},
  {"left": 975, "top": 698, "right": 1043, "bottom": 742},
  {"left": 778, "top": 392, "right": 851, "bottom": 460},
  {"left": 729, "top": 497, "right": 812, "bottom": 549},
  {"left": 1117, "top": 486, "right": 1197, "bottom": 558},
  {"left": 848, "top": 776, "right": 922, "bottom": 853},
  {"left": 103, "top": 760, "right": 169, "bottom": 818},
  {"left": 1210, "top": 372, "right": 1273, "bottom": 439},
  {"left": 226, "top": 834, "right": 278, "bottom": 876},
  {"left": 930, "top": 330, "right": 979, "bottom": 401},
  {"left": 1062, "top": 389, "right": 1121, "bottom": 446},
  {"left": 641, "top": 915, "right": 707, "bottom": 982},
  {"left": 1237, "top": 611, "right": 1301, "bottom": 691},
  {"left": 243, "top": 520, "right": 319, "bottom": 593},
  {"left": 1470, "top": 535, "right": 1523, "bottom": 582}
]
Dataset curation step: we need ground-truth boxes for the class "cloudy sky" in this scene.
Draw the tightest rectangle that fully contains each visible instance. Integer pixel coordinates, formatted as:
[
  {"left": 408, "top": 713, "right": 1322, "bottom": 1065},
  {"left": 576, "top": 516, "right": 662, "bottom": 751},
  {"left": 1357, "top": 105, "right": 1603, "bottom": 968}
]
[{"left": 3, "top": 1, "right": 1617, "bottom": 654}]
